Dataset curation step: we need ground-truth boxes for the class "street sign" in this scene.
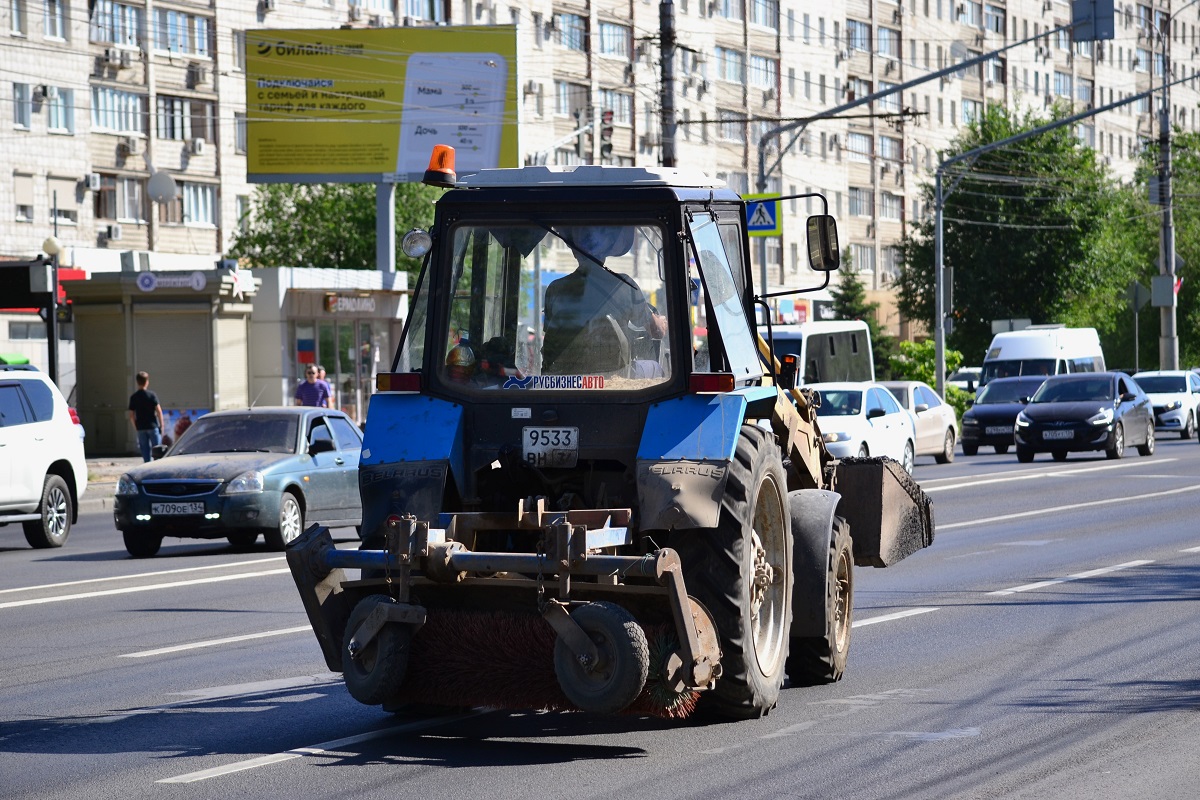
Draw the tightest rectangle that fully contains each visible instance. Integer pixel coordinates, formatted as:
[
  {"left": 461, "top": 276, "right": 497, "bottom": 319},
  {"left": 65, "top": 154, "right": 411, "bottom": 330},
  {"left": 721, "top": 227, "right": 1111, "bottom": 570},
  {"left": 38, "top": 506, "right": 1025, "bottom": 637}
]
[
  {"left": 1125, "top": 281, "right": 1150, "bottom": 313},
  {"left": 744, "top": 193, "right": 782, "bottom": 237}
]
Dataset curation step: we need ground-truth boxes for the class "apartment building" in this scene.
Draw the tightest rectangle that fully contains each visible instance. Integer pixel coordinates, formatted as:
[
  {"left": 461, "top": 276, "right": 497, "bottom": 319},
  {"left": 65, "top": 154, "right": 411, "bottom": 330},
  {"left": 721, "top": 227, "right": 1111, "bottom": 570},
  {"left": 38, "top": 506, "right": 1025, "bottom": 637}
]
[{"left": 2, "top": 0, "right": 1197, "bottom": 341}]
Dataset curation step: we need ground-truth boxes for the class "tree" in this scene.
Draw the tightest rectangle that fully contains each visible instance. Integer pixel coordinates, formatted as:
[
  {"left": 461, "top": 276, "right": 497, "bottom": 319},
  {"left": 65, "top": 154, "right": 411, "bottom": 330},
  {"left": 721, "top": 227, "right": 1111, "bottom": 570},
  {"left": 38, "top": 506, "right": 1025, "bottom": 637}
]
[
  {"left": 888, "top": 339, "right": 970, "bottom": 419},
  {"left": 894, "top": 104, "right": 1155, "bottom": 367},
  {"left": 226, "top": 182, "right": 440, "bottom": 276},
  {"left": 829, "top": 253, "right": 898, "bottom": 379}
]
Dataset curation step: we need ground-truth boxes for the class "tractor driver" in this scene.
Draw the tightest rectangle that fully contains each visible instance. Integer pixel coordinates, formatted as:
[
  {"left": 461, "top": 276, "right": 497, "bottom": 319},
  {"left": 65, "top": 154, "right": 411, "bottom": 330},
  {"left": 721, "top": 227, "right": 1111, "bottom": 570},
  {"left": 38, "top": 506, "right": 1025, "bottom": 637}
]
[{"left": 541, "top": 225, "right": 667, "bottom": 376}]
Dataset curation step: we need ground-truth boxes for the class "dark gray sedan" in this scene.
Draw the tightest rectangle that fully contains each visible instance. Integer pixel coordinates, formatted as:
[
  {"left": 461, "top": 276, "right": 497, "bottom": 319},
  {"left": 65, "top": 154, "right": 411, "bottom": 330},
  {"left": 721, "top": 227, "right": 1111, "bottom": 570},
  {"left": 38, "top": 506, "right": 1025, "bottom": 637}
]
[
  {"left": 1013, "top": 372, "right": 1155, "bottom": 463},
  {"left": 114, "top": 407, "right": 363, "bottom": 557}
]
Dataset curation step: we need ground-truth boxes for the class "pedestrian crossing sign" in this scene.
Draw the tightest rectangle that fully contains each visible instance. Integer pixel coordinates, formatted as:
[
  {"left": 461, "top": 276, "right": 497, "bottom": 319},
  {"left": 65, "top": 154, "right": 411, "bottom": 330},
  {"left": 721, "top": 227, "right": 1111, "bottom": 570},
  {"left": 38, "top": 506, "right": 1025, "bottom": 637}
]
[{"left": 743, "top": 193, "right": 782, "bottom": 237}]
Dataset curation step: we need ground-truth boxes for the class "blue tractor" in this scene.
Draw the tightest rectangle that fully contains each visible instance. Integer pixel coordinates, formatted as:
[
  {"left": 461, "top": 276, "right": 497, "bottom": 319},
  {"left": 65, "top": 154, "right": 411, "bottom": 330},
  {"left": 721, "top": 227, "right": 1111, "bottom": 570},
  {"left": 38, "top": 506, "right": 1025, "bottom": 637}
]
[{"left": 286, "top": 148, "right": 934, "bottom": 721}]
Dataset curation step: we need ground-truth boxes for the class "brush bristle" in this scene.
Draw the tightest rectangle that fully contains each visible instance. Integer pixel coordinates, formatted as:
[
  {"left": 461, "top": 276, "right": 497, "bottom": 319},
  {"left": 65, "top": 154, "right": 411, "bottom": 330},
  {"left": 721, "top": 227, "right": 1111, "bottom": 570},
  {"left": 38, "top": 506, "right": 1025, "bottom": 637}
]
[{"left": 384, "top": 609, "right": 700, "bottom": 719}]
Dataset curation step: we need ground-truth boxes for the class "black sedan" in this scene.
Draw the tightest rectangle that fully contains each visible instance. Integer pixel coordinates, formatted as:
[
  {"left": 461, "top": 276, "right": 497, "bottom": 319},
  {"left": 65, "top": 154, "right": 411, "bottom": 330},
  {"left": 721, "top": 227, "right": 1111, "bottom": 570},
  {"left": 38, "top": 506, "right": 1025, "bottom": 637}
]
[
  {"left": 114, "top": 407, "right": 363, "bottom": 557},
  {"left": 1014, "top": 372, "right": 1155, "bottom": 463},
  {"left": 960, "top": 376, "right": 1047, "bottom": 455}
]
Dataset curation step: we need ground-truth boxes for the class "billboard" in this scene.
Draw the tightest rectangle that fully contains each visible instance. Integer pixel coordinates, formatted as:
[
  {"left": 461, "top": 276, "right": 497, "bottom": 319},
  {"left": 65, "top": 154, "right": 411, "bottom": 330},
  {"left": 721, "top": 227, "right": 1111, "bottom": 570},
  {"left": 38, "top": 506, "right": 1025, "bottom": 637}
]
[{"left": 245, "top": 26, "right": 519, "bottom": 183}]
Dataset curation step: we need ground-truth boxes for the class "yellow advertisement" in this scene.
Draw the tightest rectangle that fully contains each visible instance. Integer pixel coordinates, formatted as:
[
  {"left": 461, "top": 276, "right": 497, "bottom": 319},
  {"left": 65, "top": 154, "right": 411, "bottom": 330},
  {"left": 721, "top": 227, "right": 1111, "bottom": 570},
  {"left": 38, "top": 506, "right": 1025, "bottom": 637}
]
[{"left": 245, "top": 26, "right": 519, "bottom": 181}]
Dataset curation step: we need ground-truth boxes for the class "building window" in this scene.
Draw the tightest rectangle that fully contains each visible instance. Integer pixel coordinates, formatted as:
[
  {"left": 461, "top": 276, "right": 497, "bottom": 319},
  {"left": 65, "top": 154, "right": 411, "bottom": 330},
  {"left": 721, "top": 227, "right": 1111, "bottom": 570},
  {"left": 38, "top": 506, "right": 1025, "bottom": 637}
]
[
  {"left": 879, "top": 135, "right": 902, "bottom": 161},
  {"left": 985, "top": 3, "right": 1004, "bottom": 33},
  {"left": 847, "top": 132, "right": 872, "bottom": 162},
  {"left": 749, "top": 55, "right": 778, "bottom": 88},
  {"left": 162, "top": 182, "right": 217, "bottom": 225},
  {"left": 91, "top": 86, "right": 146, "bottom": 133},
  {"left": 13, "top": 83, "right": 31, "bottom": 129},
  {"left": 847, "top": 20, "right": 871, "bottom": 51},
  {"left": 877, "top": 81, "right": 900, "bottom": 112},
  {"left": 1077, "top": 77, "right": 1094, "bottom": 105},
  {"left": 10, "top": 0, "right": 27, "bottom": 34},
  {"left": 152, "top": 8, "right": 210, "bottom": 56},
  {"left": 881, "top": 192, "right": 902, "bottom": 220},
  {"left": 962, "top": 98, "right": 982, "bottom": 123},
  {"left": 1054, "top": 71, "right": 1072, "bottom": 97},
  {"left": 10, "top": 321, "right": 47, "bottom": 340},
  {"left": 553, "top": 13, "right": 586, "bottom": 51},
  {"left": 881, "top": 246, "right": 902, "bottom": 283},
  {"left": 554, "top": 81, "right": 588, "bottom": 117},
  {"left": 715, "top": 46, "right": 746, "bottom": 83},
  {"left": 234, "top": 111, "right": 247, "bottom": 153},
  {"left": 962, "top": 0, "right": 982, "bottom": 25},
  {"left": 44, "top": 0, "right": 66, "bottom": 38},
  {"left": 849, "top": 187, "right": 872, "bottom": 217},
  {"left": 46, "top": 88, "right": 74, "bottom": 133},
  {"left": 598, "top": 88, "right": 633, "bottom": 124},
  {"left": 14, "top": 173, "right": 34, "bottom": 222},
  {"left": 847, "top": 77, "right": 871, "bottom": 101},
  {"left": 90, "top": 0, "right": 142, "bottom": 46},
  {"left": 236, "top": 194, "right": 251, "bottom": 232},
  {"left": 94, "top": 175, "right": 145, "bottom": 222},
  {"left": 750, "top": 0, "right": 778, "bottom": 28},
  {"left": 852, "top": 244, "right": 875, "bottom": 273},
  {"left": 598, "top": 21, "right": 630, "bottom": 58},
  {"left": 156, "top": 95, "right": 214, "bottom": 141},
  {"left": 402, "top": 0, "right": 446, "bottom": 21},
  {"left": 712, "top": 0, "right": 744, "bottom": 20},
  {"left": 1134, "top": 47, "right": 1149, "bottom": 72},
  {"left": 877, "top": 27, "right": 900, "bottom": 59},
  {"left": 232, "top": 30, "right": 245, "bottom": 70},
  {"left": 718, "top": 109, "right": 744, "bottom": 142}
]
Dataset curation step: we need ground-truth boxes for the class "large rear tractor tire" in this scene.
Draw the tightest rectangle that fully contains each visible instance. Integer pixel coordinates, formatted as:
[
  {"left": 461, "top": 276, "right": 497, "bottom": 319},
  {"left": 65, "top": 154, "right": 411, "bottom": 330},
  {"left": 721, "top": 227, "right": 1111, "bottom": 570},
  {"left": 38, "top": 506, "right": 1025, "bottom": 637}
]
[
  {"left": 671, "top": 425, "right": 793, "bottom": 720},
  {"left": 553, "top": 601, "right": 649, "bottom": 715},
  {"left": 342, "top": 595, "right": 412, "bottom": 707},
  {"left": 23, "top": 474, "right": 72, "bottom": 549},
  {"left": 787, "top": 516, "right": 853, "bottom": 685}
]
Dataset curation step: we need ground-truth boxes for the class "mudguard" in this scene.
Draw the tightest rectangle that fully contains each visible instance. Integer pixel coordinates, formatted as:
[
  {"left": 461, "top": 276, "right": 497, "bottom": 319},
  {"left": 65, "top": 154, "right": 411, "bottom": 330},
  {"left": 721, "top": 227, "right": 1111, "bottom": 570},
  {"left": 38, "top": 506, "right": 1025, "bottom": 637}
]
[
  {"left": 788, "top": 488, "right": 842, "bottom": 638},
  {"left": 358, "top": 394, "right": 464, "bottom": 541},
  {"left": 635, "top": 388, "right": 775, "bottom": 530}
]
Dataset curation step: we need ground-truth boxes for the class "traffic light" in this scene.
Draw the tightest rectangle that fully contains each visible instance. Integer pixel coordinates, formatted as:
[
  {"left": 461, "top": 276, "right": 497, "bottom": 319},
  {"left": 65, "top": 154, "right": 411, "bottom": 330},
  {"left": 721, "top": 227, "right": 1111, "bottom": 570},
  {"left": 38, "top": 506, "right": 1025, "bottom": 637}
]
[{"left": 599, "top": 109, "right": 614, "bottom": 158}]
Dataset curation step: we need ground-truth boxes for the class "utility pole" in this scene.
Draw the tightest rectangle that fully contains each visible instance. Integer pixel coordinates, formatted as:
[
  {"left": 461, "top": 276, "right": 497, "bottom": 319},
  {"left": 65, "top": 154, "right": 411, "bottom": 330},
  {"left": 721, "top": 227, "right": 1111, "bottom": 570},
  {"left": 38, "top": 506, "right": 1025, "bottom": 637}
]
[
  {"left": 659, "top": 0, "right": 677, "bottom": 167},
  {"left": 1157, "top": 10, "right": 1179, "bottom": 369}
]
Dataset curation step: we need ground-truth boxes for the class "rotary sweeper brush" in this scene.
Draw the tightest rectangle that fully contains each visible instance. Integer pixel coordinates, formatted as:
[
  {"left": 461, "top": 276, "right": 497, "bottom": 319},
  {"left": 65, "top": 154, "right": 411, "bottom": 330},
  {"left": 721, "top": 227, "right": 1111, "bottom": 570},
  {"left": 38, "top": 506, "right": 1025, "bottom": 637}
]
[{"left": 285, "top": 147, "right": 935, "bottom": 721}]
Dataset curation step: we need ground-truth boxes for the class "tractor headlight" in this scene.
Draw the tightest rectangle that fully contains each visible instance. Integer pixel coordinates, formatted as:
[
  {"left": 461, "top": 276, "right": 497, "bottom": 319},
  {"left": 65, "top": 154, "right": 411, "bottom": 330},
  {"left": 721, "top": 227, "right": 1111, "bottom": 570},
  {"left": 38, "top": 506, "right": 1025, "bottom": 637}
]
[{"left": 224, "top": 470, "right": 265, "bottom": 494}]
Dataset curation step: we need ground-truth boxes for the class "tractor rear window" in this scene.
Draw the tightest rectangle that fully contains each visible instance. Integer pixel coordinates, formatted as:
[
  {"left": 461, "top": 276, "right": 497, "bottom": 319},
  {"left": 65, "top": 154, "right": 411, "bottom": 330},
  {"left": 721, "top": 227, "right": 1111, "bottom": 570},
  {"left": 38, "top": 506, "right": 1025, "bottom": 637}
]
[{"left": 438, "top": 222, "right": 673, "bottom": 392}]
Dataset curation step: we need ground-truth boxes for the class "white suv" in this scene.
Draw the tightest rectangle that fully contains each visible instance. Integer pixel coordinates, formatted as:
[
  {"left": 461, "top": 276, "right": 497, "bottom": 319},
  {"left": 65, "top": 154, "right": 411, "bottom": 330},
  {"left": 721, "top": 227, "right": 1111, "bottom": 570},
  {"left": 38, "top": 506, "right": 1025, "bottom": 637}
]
[{"left": 0, "top": 366, "right": 87, "bottom": 547}]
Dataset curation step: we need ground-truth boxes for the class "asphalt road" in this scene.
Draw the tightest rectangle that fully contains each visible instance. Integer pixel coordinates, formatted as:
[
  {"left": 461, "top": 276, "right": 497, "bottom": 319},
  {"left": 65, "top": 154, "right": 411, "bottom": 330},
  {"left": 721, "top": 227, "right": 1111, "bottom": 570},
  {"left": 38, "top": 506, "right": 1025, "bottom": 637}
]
[{"left": 2, "top": 437, "right": 1200, "bottom": 799}]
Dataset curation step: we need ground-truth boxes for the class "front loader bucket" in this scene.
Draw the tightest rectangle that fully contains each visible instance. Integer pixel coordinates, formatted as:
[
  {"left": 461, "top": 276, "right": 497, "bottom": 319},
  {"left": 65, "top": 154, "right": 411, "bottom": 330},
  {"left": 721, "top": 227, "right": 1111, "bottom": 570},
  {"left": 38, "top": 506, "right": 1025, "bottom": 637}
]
[{"left": 832, "top": 457, "right": 934, "bottom": 567}]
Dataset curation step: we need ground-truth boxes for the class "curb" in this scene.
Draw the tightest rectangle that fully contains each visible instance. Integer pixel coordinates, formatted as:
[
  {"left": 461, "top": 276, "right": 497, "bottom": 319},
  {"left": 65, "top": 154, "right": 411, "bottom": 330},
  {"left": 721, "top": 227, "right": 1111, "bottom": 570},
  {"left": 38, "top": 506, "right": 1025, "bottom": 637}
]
[{"left": 80, "top": 482, "right": 116, "bottom": 514}]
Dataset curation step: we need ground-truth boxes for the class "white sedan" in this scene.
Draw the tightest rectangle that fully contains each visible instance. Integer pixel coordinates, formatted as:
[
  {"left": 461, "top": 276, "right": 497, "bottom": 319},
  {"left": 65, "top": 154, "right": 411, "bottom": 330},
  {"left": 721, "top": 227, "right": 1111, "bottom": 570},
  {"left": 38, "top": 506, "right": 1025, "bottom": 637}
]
[
  {"left": 1132, "top": 370, "right": 1200, "bottom": 439},
  {"left": 808, "top": 381, "right": 916, "bottom": 473},
  {"left": 882, "top": 380, "right": 959, "bottom": 463}
]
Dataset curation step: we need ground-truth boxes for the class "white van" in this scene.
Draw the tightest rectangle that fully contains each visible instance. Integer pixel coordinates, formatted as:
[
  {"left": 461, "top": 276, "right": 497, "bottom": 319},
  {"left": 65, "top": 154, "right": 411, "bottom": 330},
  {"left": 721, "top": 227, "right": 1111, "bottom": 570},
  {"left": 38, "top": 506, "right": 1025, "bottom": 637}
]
[
  {"left": 981, "top": 325, "right": 1105, "bottom": 385},
  {"left": 767, "top": 320, "right": 875, "bottom": 385}
]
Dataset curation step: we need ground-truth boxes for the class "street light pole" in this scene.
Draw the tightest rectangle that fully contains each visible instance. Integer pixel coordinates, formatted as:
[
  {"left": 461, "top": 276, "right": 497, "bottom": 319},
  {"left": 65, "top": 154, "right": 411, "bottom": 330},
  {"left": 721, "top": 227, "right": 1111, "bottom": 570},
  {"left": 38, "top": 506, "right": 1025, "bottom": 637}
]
[
  {"left": 42, "top": 192, "right": 61, "bottom": 387},
  {"left": 1157, "top": 11, "right": 1178, "bottom": 369}
]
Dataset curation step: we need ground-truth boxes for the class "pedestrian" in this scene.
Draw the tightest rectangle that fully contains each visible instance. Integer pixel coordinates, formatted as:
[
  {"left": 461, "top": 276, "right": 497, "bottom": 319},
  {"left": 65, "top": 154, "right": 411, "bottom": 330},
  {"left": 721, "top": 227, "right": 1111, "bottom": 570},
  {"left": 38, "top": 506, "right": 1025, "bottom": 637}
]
[
  {"left": 295, "top": 365, "right": 332, "bottom": 407},
  {"left": 128, "top": 371, "right": 164, "bottom": 462},
  {"left": 316, "top": 365, "right": 334, "bottom": 408}
]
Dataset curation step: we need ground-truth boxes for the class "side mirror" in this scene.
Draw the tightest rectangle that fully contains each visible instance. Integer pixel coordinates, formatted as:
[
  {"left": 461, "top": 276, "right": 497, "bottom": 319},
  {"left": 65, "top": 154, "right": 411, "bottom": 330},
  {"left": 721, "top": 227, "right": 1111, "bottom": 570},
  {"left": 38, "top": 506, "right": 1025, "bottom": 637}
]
[
  {"left": 777, "top": 353, "right": 798, "bottom": 391},
  {"left": 1019, "top": 396, "right": 1031, "bottom": 404},
  {"left": 966, "top": 398, "right": 975, "bottom": 408},
  {"left": 308, "top": 438, "right": 336, "bottom": 456},
  {"left": 914, "top": 403, "right": 929, "bottom": 413},
  {"left": 150, "top": 444, "right": 168, "bottom": 460},
  {"left": 1120, "top": 392, "right": 1136, "bottom": 402},
  {"left": 867, "top": 407, "right": 886, "bottom": 419},
  {"left": 966, "top": 379, "right": 976, "bottom": 392},
  {"left": 805, "top": 215, "right": 840, "bottom": 272}
]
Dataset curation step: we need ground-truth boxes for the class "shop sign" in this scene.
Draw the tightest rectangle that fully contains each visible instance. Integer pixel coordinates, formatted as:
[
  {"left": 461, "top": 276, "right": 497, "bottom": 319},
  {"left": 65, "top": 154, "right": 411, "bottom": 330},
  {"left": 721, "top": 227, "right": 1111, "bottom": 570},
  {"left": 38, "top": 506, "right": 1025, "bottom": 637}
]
[
  {"left": 325, "top": 294, "right": 376, "bottom": 314},
  {"left": 136, "top": 272, "right": 208, "bottom": 292}
]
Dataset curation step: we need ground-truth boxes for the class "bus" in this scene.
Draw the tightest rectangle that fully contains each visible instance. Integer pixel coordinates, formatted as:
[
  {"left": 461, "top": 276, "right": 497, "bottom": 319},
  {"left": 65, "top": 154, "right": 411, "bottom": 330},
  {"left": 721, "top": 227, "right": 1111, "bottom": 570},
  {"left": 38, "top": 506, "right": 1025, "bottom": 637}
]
[{"left": 766, "top": 320, "right": 875, "bottom": 386}]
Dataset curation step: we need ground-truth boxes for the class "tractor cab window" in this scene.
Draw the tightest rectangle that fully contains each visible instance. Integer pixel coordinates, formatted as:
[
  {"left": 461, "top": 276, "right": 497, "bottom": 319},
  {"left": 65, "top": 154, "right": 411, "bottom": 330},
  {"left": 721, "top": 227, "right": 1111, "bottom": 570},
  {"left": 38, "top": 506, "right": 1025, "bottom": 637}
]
[
  {"left": 437, "top": 222, "right": 673, "bottom": 392},
  {"left": 686, "top": 211, "right": 763, "bottom": 383}
]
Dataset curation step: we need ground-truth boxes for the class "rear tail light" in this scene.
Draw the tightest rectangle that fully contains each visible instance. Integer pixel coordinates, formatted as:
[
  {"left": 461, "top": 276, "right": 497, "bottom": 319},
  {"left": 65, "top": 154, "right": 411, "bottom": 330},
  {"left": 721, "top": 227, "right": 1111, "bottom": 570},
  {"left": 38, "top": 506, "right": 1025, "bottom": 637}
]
[
  {"left": 376, "top": 372, "right": 422, "bottom": 393},
  {"left": 68, "top": 407, "right": 82, "bottom": 425},
  {"left": 688, "top": 373, "right": 735, "bottom": 393}
]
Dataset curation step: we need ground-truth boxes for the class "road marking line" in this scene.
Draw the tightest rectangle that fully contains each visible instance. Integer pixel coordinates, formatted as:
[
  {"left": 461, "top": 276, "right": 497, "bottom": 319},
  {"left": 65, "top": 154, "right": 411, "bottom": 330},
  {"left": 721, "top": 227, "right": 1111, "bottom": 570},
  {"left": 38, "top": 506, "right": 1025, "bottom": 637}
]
[
  {"left": 0, "top": 557, "right": 286, "bottom": 595},
  {"left": 120, "top": 626, "right": 313, "bottom": 658},
  {"left": 852, "top": 607, "right": 938, "bottom": 627},
  {"left": 937, "top": 484, "right": 1200, "bottom": 531},
  {"left": 921, "top": 459, "right": 1177, "bottom": 492},
  {"left": 988, "top": 560, "right": 1153, "bottom": 596},
  {"left": 1181, "top": 546, "right": 1200, "bottom": 553},
  {"left": 0, "top": 569, "right": 290, "bottom": 610},
  {"left": 158, "top": 713, "right": 481, "bottom": 783}
]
